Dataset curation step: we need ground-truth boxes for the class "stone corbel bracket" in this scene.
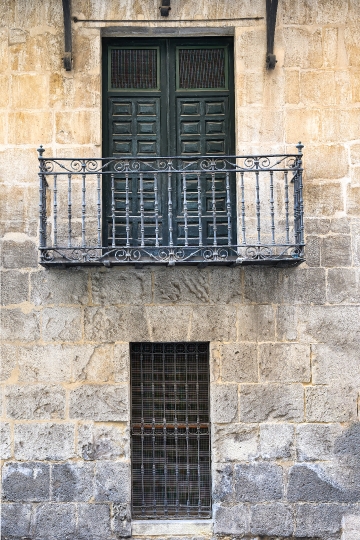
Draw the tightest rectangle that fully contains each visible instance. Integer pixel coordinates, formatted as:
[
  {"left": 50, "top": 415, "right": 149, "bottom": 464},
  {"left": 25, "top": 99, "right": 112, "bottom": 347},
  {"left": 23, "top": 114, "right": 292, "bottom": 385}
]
[
  {"left": 62, "top": 0, "right": 72, "bottom": 70},
  {"left": 266, "top": 0, "right": 278, "bottom": 69}
]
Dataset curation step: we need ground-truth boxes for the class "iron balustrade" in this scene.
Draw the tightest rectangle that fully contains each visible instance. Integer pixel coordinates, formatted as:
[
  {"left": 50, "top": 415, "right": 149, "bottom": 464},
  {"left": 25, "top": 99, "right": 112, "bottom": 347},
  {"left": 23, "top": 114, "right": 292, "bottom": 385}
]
[{"left": 37, "top": 144, "right": 304, "bottom": 266}]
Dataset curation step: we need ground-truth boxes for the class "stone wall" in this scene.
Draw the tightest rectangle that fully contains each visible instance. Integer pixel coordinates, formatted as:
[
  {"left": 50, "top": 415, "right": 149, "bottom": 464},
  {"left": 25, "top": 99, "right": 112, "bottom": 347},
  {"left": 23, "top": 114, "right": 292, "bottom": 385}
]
[{"left": 1, "top": 1, "right": 360, "bottom": 539}]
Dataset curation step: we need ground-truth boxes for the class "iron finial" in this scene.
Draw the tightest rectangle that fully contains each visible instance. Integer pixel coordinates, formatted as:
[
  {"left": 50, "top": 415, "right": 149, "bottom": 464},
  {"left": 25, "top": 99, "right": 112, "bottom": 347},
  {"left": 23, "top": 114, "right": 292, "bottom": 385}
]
[{"left": 37, "top": 145, "right": 45, "bottom": 158}]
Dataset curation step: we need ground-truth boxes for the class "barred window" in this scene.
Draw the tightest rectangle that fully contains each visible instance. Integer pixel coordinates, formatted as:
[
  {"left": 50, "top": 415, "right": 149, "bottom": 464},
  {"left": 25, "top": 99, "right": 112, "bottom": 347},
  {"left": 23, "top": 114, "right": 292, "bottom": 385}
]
[
  {"left": 131, "top": 342, "right": 211, "bottom": 519},
  {"left": 111, "top": 48, "right": 158, "bottom": 89},
  {"left": 178, "top": 48, "right": 226, "bottom": 89}
]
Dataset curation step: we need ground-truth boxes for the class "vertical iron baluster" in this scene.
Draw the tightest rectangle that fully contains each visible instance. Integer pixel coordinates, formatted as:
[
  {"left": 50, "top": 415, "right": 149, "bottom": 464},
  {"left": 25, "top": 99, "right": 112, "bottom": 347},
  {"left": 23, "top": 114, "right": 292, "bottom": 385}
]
[
  {"left": 38, "top": 146, "right": 46, "bottom": 248},
  {"left": 269, "top": 170, "right": 275, "bottom": 244},
  {"left": 226, "top": 171, "right": 231, "bottom": 246},
  {"left": 196, "top": 348, "right": 201, "bottom": 517},
  {"left": 211, "top": 166, "right": 217, "bottom": 246},
  {"left": 154, "top": 173, "right": 159, "bottom": 247},
  {"left": 197, "top": 171, "right": 203, "bottom": 247},
  {"left": 139, "top": 172, "right": 145, "bottom": 247},
  {"left": 67, "top": 174, "right": 72, "bottom": 248},
  {"left": 140, "top": 348, "right": 145, "bottom": 516},
  {"left": 97, "top": 173, "right": 101, "bottom": 247},
  {"left": 293, "top": 172, "right": 299, "bottom": 245},
  {"left": 162, "top": 345, "right": 168, "bottom": 516},
  {"left": 284, "top": 171, "right": 290, "bottom": 244},
  {"left": 111, "top": 174, "right": 116, "bottom": 248},
  {"left": 240, "top": 171, "right": 246, "bottom": 244},
  {"left": 255, "top": 158, "right": 261, "bottom": 244},
  {"left": 174, "top": 350, "right": 179, "bottom": 515},
  {"left": 53, "top": 174, "right": 58, "bottom": 248},
  {"left": 168, "top": 162, "right": 173, "bottom": 247},
  {"left": 152, "top": 349, "right": 156, "bottom": 516},
  {"left": 185, "top": 347, "right": 190, "bottom": 516},
  {"left": 125, "top": 171, "right": 130, "bottom": 247},
  {"left": 297, "top": 142, "right": 305, "bottom": 246},
  {"left": 183, "top": 173, "right": 188, "bottom": 247},
  {"left": 81, "top": 164, "right": 86, "bottom": 248}
]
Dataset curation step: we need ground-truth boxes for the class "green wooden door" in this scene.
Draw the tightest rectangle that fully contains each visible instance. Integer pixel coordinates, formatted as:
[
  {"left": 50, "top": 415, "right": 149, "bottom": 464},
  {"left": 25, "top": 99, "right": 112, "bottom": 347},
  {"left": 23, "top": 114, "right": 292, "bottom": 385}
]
[{"left": 102, "top": 37, "right": 235, "bottom": 248}]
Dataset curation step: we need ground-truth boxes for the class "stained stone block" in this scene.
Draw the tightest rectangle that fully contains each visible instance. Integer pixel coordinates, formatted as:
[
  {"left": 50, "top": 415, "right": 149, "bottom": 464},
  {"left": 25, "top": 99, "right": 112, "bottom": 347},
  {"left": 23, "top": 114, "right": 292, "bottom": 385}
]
[
  {"left": 1, "top": 239, "right": 38, "bottom": 268},
  {"left": 237, "top": 305, "right": 275, "bottom": 341},
  {"left": 213, "top": 463, "right": 234, "bottom": 503},
  {"left": 30, "top": 269, "right": 89, "bottom": 305},
  {"left": 321, "top": 236, "right": 352, "bottom": 267},
  {"left": 250, "top": 503, "right": 294, "bottom": 536},
  {"left": 0, "top": 270, "right": 29, "bottom": 305},
  {"left": 288, "top": 464, "right": 347, "bottom": 502},
  {"left": 276, "top": 306, "right": 298, "bottom": 341},
  {"left": 14, "top": 423, "right": 75, "bottom": 461},
  {"left": 77, "top": 422, "right": 129, "bottom": 460},
  {"left": 190, "top": 305, "right": 237, "bottom": 342},
  {"left": 112, "top": 502, "right": 132, "bottom": 537},
  {"left": 6, "top": 384, "right": 66, "bottom": 419},
  {"left": 213, "top": 424, "right": 258, "bottom": 462},
  {"left": 77, "top": 503, "right": 112, "bottom": 539},
  {"left": 211, "top": 384, "right": 238, "bottom": 423},
  {"left": 1, "top": 503, "right": 32, "bottom": 537},
  {"left": 259, "top": 343, "right": 310, "bottom": 383},
  {"left": 92, "top": 267, "right": 152, "bottom": 305},
  {"left": 2, "top": 462, "right": 50, "bottom": 502},
  {"left": 234, "top": 463, "right": 283, "bottom": 502},
  {"left": 33, "top": 503, "right": 76, "bottom": 540},
  {"left": 295, "top": 503, "right": 348, "bottom": 536},
  {"left": 52, "top": 463, "right": 94, "bottom": 501},
  {"left": 18, "top": 344, "right": 74, "bottom": 383},
  {"left": 213, "top": 503, "right": 249, "bottom": 535},
  {"left": 1, "top": 308, "right": 40, "bottom": 342},
  {"left": 95, "top": 462, "right": 130, "bottom": 502},
  {"left": 0, "top": 344, "right": 18, "bottom": 382},
  {"left": 72, "top": 344, "right": 116, "bottom": 383},
  {"left": 298, "top": 306, "right": 360, "bottom": 345},
  {"left": 342, "top": 514, "right": 360, "bottom": 540},
  {"left": 327, "top": 269, "right": 360, "bottom": 304},
  {"left": 334, "top": 422, "right": 360, "bottom": 467},
  {"left": 220, "top": 343, "right": 258, "bottom": 383},
  {"left": 305, "top": 385, "right": 357, "bottom": 422},
  {"left": 208, "top": 266, "right": 243, "bottom": 304},
  {"left": 0, "top": 422, "right": 11, "bottom": 459},
  {"left": 153, "top": 267, "right": 210, "bottom": 304},
  {"left": 260, "top": 423, "right": 295, "bottom": 459},
  {"left": 296, "top": 423, "right": 343, "bottom": 461},
  {"left": 84, "top": 306, "right": 150, "bottom": 342},
  {"left": 41, "top": 307, "right": 82, "bottom": 342},
  {"left": 69, "top": 385, "right": 129, "bottom": 421},
  {"left": 240, "top": 384, "right": 304, "bottom": 422}
]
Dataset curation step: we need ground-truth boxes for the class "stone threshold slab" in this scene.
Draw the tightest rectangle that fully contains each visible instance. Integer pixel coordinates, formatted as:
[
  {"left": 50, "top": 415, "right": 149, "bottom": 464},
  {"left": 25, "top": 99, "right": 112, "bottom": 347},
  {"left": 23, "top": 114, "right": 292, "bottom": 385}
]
[{"left": 132, "top": 519, "right": 213, "bottom": 536}]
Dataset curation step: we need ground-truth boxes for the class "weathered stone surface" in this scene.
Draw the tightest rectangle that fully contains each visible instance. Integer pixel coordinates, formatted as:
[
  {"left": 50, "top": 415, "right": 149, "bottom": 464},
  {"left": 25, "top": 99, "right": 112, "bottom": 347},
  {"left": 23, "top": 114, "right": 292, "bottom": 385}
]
[
  {"left": 55, "top": 110, "right": 100, "bottom": 144},
  {"left": 283, "top": 27, "right": 323, "bottom": 68},
  {"left": 72, "top": 344, "right": 116, "bottom": 383},
  {"left": 213, "top": 463, "right": 234, "bottom": 503},
  {"left": 0, "top": 270, "right": 29, "bottom": 305},
  {"left": 1, "top": 503, "right": 32, "bottom": 537},
  {"left": 295, "top": 503, "right": 348, "bottom": 536},
  {"left": 234, "top": 463, "right": 283, "bottom": 502},
  {"left": 0, "top": 344, "right": 18, "bottom": 382},
  {"left": 298, "top": 306, "right": 360, "bottom": 345},
  {"left": 288, "top": 464, "right": 348, "bottom": 502},
  {"left": 14, "top": 423, "right": 75, "bottom": 460},
  {"left": 334, "top": 422, "right": 360, "bottom": 467},
  {"left": 1, "top": 308, "right": 40, "bottom": 342},
  {"left": 1, "top": 239, "right": 38, "bottom": 268},
  {"left": 260, "top": 423, "right": 295, "bottom": 459},
  {"left": 52, "top": 463, "right": 94, "bottom": 501},
  {"left": 77, "top": 422, "right": 129, "bottom": 460},
  {"left": 259, "top": 343, "right": 310, "bottom": 383},
  {"left": 307, "top": 144, "right": 348, "bottom": 180},
  {"left": 208, "top": 267, "right": 243, "bottom": 304},
  {"left": 342, "top": 514, "right": 360, "bottom": 540},
  {"left": 112, "top": 502, "right": 132, "bottom": 537},
  {"left": 33, "top": 503, "right": 76, "bottom": 540},
  {"left": 30, "top": 269, "right": 89, "bottom": 305},
  {"left": 153, "top": 267, "right": 210, "bottom": 303},
  {"left": 237, "top": 305, "right": 275, "bottom": 341},
  {"left": 95, "top": 462, "right": 130, "bottom": 502},
  {"left": 190, "top": 305, "right": 237, "bottom": 341},
  {"left": 276, "top": 306, "right": 298, "bottom": 341},
  {"left": 240, "top": 384, "right": 304, "bottom": 422},
  {"left": 305, "top": 385, "right": 357, "bottom": 422},
  {"left": 2, "top": 462, "right": 50, "bottom": 502},
  {"left": 84, "top": 306, "right": 149, "bottom": 341},
  {"left": 69, "top": 385, "right": 129, "bottom": 421},
  {"left": 213, "top": 424, "right": 258, "bottom": 462},
  {"left": 0, "top": 422, "right": 11, "bottom": 459},
  {"left": 92, "top": 267, "right": 152, "bottom": 305},
  {"left": 213, "top": 503, "right": 249, "bottom": 535},
  {"left": 327, "top": 269, "right": 360, "bottom": 303},
  {"left": 211, "top": 384, "right": 238, "bottom": 423},
  {"left": 220, "top": 343, "right": 258, "bottom": 383},
  {"left": 42, "top": 307, "right": 83, "bottom": 342},
  {"left": 297, "top": 423, "right": 343, "bottom": 461},
  {"left": 145, "top": 305, "right": 192, "bottom": 341},
  {"left": 250, "top": 503, "right": 294, "bottom": 536},
  {"left": 77, "top": 503, "right": 112, "bottom": 539},
  {"left": 321, "top": 235, "right": 352, "bottom": 267},
  {"left": 18, "top": 344, "right": 74, "bottom": 383},
  {"left": 6, "top": 384, "right": 65, "bottom": 419}
]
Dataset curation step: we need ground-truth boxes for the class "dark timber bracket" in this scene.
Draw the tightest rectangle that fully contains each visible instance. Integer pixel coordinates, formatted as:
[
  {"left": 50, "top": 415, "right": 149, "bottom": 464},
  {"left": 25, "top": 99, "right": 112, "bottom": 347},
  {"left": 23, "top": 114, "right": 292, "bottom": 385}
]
[
  {"left": 160, "top": 0, "right": 171, "bottom": 16},
  {"left": 266, "top": 0, "right": 278, "bottom": 69},
  {"left": 62, "top": 0, "right": 72, "bottom": 70}
]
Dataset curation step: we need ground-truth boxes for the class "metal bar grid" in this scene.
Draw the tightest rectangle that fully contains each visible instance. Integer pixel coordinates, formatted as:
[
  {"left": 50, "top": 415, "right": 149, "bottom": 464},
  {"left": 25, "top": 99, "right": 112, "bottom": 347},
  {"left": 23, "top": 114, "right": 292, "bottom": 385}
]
[{"left": 131, "top": 342, "right": 211, "bottom": 519}]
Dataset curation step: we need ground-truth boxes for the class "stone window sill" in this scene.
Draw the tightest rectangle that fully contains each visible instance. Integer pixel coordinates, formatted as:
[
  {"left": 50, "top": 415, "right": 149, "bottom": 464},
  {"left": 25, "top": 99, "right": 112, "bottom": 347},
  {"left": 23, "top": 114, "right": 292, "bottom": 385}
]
[{"left": 131, "top": 519, "right": 213, "bottom": 536}]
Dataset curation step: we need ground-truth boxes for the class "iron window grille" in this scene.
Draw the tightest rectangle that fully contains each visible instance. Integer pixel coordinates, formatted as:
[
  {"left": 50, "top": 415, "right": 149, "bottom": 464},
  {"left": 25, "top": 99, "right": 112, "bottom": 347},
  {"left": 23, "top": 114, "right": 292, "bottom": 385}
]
[{"left": 130, "top": 342, "right": 211, "bottom": 519}]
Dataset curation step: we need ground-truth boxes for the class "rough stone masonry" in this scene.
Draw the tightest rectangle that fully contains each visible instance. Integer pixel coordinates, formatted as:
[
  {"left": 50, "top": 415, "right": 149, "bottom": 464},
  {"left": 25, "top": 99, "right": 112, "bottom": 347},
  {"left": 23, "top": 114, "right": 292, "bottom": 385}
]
[{"left": 1, "top": 0, "right": 360, "bottom": 539}]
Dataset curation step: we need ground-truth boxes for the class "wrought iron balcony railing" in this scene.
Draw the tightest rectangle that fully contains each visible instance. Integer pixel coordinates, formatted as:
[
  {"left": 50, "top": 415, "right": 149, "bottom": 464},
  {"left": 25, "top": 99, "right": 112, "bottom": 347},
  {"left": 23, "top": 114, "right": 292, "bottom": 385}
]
[{"left": 37, "top": 144, "right": 304, "bottom": 266}]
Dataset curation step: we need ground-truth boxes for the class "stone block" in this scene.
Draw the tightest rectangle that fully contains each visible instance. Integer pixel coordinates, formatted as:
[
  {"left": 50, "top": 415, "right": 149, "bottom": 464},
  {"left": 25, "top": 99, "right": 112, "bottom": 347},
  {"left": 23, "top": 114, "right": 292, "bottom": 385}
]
[
  {"left": 350, "top": 144, "right": 360, "bottom": 165},
  {"left": 208, "top": 266, "right": 243, "bottom": 304},
  {"left": 153, "top": 267, "right": 210, "bottom": 304},
  {"left": 328, "top": 269, "right": 360, "bottom": 303},
  {"left": 312, "top": 342, "right": 360, "bottom": 385},
  {"left": 0, "top": 184, "right": 38, "bottom": 237},
  {"left": 72, "top": 344, "right": 118, "bottom": 383},
  {"left": 6, "top": 384, "right": 65, "bottom": 419},
  {"left": 259, "top": 343, "right": 310, "bottom": 383},
  {"left": 14, "top": 423, "right": 75, "bottom": 460},
  {"left": 92, "top": 267, "right": 152, "bottom": 305},
  {"left": 113, "top": 343, "right": 130, "bottom": 382},
  {"left": 334, "top": 423, "right": 360, "bottom": 467},
  {"left": 12, "top": 73, "right": 49, "bottom": 108},
  {"left": 295, "top": 503, "right": 347, "bottom": 536},
  {"left": 342, "top": 514, "right": 360, "bottom": 540},
  {"left": 347, "top": 184, "right": 360, "bottom": 216},
  {"left": 276, "top": 306, "right": 298, "bottom": 341},
  {"left": 30, "top": 269, "right": 89, "bottom": 305},
  {"left": 305, "top": 217, "right": 331, "bottom": 235},
  {"left": 77, "top": 422, "right": 129, "bottom": 460},
  {"left": 42, "top": 307, "right": 82, "bottom": 342},
  {"left": 211, "top": 384, "right": 238, "bottom": 423},
  {"left": 305, "top": 385, "right": 357, "bottom": 422},
  {"left": 307, "top": 145, "right": 348, "bottom": 180},
  {"left": 304, "top": 181, "right": 344, "bottom": 217},
  {"left": 55, "top": 110, "right": 100, "bottom": 145},
  {"left": 1, "top": 503, "right": 32, "bottom": 537},
  {"left": 345, "top": 25, "right": 360, "bottom": 68},
  {"left": 190, "top": 306, "right": 237, "bottom": 341},
  {"left": 298, "top": 306, "right": 360, "bottom": 345},
  {"left": 283, "top": 27, "right": 323, "bottom": 68},
  {"left": 301, "top": 71, "right": 337, "bottom": 106},
  {"left": 2, "top": 462, "right": 50, "bottom": 502},
  {"left": 69, "top": 385, "right": 129, "bottom": 421},
  {"left": 8, "top": 111, "right": 52, "bottom": 144},
  {"left": 305, "top": 235, "right": 321, "bottom": 267},
  {"left": 220, "top": 343, "right": 258, "bottom": 383},
  {"left": 285, "top": 108, "right": 321, "bottom": 144},
  {"left": 112, "top": 502, "right": 132, "bottom": 537},
  {"left": 321, "top": 235, "right": 352, "bottom": 267},
  {"left": 52, "top": 463, "right": 94, "bottom": 502},
  {"left": 250, "top": 503, "right": 294, "bottom": 536},
  {"left": 213, "top": 463, "right": 234, "bottom": 503},
  {"left": 296, "top": 423, "right": 343, "bottom": 461},
  {"left": 237, "top": 305, "right": 275, "bottom": 341},
  {"left": 33, "top": 503, "right": 76, "bottom": 540},
  {"left": 0, "top": 270, "right": 29, "bottom": 305},
  {"left": 352, "top": 221, "right": 360, "bottom": 267},
  {"left": 17, "top": 344, "right": 76, "bottom": 383},
  {"left": 213, "top": 424, "right": 258, "bottom": 462},
  {"left": 0, "top": 344, "right": 18, "bottom": 382},
  {"left": 0, "top": 422, "right": 11, "bottom": 459},
  {"left": 84, "top": 306, "right": 150, "bottom": 342},
  {"left": 144, "top": 305, "right": 192, "bottom": 342},
  {"left": 285, "top": 69, "right": 300, "bottom": 104},
  {"left": 77, "top": 503, "right": 112, "bottom": 539},
  {"left": 213, "top": 503, "right": 249, "bottom": 535},
  {"left": 0, "top": 308, "right": 40, "bottom": 342},
  {"left": 234, "top": 463, "right": 283, "bottom": 502},
  {"left": 95, "top": 462, "right": 130, "bottom": 502},
  {"left": 240, "top": 384, "right": 304, "bottom": 422},
  {"left": 260, "top": 423, "right": 295, "bottom": 459},
  {"left": 0, "top": 75, "right": 10, "bottom": 108}
]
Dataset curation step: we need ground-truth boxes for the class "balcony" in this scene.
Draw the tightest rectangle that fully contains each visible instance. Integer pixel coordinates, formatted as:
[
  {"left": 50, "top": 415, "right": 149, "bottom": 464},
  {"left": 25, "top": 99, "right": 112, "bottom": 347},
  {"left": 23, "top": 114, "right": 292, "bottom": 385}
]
[{"left": 37, "top": 145, "right": 304, "bottom": 267}]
